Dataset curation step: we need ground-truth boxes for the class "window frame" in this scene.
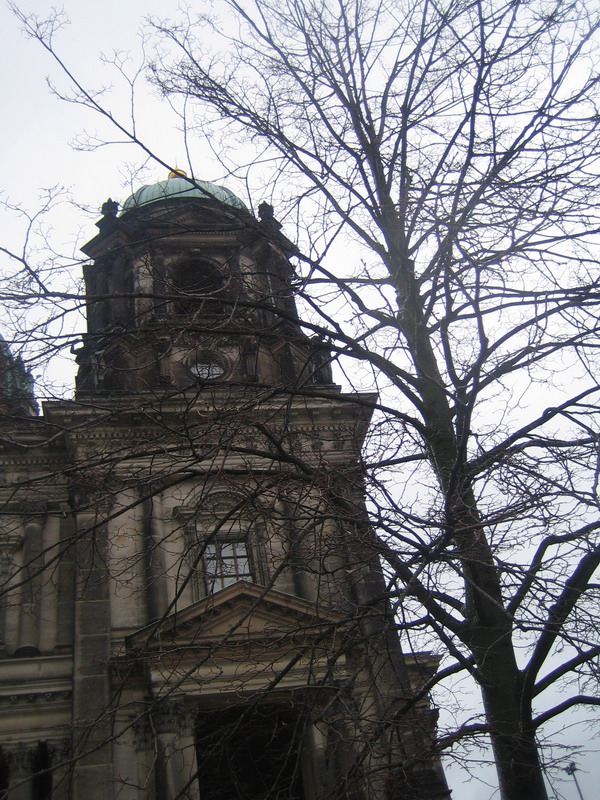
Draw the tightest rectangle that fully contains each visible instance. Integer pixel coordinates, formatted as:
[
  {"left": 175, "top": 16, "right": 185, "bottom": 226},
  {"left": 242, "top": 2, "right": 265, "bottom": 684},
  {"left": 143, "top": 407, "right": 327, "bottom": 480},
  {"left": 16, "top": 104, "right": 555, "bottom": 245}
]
[
  {"left": 182, "top": 498, "right": 265, "bottom": 600},
  {"left": 203, "top": 538, "right": 253, "bottom": 593}
]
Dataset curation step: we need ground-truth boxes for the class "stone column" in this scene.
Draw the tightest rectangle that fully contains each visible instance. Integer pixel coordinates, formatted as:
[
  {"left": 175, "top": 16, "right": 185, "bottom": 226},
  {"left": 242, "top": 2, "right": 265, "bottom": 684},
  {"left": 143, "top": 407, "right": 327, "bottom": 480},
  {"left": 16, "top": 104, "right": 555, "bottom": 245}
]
[
  {"left": 145, "top": 496, "right": 168, "bottom": 620},
  {"left": 155, "top": 700, "right": 199, "bottom": 800},
  {"left": 49, "top": 739, "right": 72, "bottom": 800},
  {"left": 55, "top": 506, "right": 75, "bottom": 654},
  {"left": 17, "top": 519, "right": 43, "bottom": 655},
  {"left": 39, "top": 515, "right": 60, "bottom": 653},
  {"left": 0, "top": 533, "right": 22, "bottom": 655},
  {"left": 133, "top": 715, "right": 156, "bottom": 800},
  {"left": 267, "top": 498, "right": 297, "bottom": 596},
  {"left": 161, "top": 505, "right": 193, "bottom": 611},
  {"left": 7, "top": 744, "right": 32, "bottom": 800},
  {"left": 108, "top": 490, "right": 144, "bottom": 632},
  {"left": 302, "top": 722, "right": 329, "bottom": 800},
  {"left": 113, "top": 713, "right": 142, "bottom": 800}
]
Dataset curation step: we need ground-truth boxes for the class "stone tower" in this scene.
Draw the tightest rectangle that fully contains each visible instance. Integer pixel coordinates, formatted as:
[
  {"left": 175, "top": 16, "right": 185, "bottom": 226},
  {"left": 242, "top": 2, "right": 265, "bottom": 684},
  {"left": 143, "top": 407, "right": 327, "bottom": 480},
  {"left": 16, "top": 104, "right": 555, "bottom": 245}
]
[{"left": 0, "top": 172, "right": 449, "bottom": 799}]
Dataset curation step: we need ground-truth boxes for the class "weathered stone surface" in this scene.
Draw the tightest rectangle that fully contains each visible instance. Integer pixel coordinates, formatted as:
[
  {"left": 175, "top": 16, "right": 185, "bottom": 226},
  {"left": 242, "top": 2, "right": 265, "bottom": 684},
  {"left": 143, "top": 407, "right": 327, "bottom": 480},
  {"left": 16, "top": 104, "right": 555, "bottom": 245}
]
[{"left": 0, "top": 182, "right": 449, "bottom": 800}]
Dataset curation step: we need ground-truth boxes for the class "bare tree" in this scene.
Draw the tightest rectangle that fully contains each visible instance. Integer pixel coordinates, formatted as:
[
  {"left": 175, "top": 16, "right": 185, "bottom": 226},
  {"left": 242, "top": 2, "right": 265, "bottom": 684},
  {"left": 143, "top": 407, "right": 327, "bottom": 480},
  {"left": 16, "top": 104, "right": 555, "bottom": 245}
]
[
  {"left": 140, "top": 2, "right": 600, "bottom": 799},
  {"left": 3, "top": 1, "right": 600, "bottom": 799},
  {"left": 0, "top": 186, "right": 451, "bottom": 800}
]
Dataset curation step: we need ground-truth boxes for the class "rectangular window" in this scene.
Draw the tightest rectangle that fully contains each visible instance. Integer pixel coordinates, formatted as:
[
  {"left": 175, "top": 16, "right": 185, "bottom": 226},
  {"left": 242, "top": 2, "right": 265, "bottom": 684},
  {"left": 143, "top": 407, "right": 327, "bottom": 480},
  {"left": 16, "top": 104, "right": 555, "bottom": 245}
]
[{"left": 204, "top": 540, "right": 252, "bottom": 592}]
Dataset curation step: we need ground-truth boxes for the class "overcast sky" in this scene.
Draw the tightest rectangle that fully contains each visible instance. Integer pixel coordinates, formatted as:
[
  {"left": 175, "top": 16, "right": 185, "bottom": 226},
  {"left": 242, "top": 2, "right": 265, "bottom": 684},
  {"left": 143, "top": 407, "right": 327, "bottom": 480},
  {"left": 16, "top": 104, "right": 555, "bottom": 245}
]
[
  {"left": 0, "top": 2, "right": 597, "bottom": 798},
  {"left": 2, "top": 1, "right": 188, "bottom": 207}
]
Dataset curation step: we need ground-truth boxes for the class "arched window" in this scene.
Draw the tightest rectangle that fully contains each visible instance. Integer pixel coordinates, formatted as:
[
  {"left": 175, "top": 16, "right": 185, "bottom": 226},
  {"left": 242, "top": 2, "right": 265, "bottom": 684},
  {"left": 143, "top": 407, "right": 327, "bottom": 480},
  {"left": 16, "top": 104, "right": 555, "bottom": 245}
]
[
  {"left": 184, "top": 492, "right": 261, "bottom": 600},
  {"left": 170, "top": 258, "right": 224, "bottom": 316}
]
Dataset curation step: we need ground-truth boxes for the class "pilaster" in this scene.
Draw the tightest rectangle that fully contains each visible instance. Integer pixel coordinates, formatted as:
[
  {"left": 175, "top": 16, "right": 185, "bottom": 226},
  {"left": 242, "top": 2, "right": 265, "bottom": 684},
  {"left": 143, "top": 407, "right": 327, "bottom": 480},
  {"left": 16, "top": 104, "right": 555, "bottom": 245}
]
[{"left": 71, "top": 505, "right": 114, "bottom": 798}]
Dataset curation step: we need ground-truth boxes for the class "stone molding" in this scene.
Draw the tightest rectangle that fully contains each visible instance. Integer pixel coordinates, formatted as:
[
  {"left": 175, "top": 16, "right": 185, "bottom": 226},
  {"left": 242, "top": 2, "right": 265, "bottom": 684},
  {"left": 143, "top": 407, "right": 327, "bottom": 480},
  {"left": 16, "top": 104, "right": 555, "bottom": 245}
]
[{"left": 0, "top": 690, "right": 71, "bottom": 707}]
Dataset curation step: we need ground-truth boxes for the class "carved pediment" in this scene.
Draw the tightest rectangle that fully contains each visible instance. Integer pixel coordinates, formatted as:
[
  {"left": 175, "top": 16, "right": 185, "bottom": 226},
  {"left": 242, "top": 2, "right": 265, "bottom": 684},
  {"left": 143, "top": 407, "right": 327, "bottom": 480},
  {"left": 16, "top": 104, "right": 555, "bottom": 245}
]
[{"left": 126, "top": 582, "right": 346, "bottom": 654}]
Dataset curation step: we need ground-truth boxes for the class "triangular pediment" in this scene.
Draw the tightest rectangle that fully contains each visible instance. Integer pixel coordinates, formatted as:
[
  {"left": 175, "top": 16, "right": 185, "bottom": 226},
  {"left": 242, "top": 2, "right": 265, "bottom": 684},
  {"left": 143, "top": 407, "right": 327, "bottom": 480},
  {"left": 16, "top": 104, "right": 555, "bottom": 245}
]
[{"left": 126, "top": 582, "right": 346, "bottom": 654}]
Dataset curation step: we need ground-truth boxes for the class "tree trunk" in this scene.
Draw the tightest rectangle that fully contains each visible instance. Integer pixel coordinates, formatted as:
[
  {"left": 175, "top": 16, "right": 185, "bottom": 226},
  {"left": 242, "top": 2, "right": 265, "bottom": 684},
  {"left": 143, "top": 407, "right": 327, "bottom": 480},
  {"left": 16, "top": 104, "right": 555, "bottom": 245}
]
[
  {"left": 481, "top": 675, "right": 548, "bottom": 800},
  {"left": 387, "top": 245, "right": 549, "bottom": 800}
]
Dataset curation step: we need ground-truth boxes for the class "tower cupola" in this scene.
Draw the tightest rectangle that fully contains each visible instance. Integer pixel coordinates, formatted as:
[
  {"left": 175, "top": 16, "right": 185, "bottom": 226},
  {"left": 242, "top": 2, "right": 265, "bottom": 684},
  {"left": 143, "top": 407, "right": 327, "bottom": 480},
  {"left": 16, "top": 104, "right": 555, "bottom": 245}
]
[{"left": 76, "top": 173, "right": 333, "bottom": 396}]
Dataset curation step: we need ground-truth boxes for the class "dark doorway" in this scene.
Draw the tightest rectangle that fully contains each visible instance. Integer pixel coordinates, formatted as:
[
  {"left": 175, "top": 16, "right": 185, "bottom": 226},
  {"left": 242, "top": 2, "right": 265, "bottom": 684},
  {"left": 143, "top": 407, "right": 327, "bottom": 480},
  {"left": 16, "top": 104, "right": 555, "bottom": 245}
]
[
  {"left": 31, "top": 741, "right": 52, "bottom": 800},
  {"left": 196, "top": 703, "right": 305, "bottom": 800},
  {"left": 0, "top": 747, "right": 8, "bottom": 800}
]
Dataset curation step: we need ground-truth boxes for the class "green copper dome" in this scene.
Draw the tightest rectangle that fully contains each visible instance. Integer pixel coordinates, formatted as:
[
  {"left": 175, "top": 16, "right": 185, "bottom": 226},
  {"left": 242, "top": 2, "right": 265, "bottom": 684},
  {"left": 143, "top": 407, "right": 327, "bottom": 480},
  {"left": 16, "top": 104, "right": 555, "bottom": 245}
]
[
  {"left": 0, "top": 334, "right": 36, "bottom": 415},
  {"left": 120, "top": 173, "right": 247, "bottom": 214},
  {"left": 0, "top": 336, "right": 33, "bottom": 395}
]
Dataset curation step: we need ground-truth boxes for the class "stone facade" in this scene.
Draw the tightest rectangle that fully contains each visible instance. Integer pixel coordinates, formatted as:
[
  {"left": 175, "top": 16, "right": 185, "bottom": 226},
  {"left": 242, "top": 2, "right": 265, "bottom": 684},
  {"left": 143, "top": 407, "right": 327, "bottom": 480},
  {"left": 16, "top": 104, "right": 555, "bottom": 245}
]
[{"left": 0, "top": 175, "right": 450, "bottom": 798}]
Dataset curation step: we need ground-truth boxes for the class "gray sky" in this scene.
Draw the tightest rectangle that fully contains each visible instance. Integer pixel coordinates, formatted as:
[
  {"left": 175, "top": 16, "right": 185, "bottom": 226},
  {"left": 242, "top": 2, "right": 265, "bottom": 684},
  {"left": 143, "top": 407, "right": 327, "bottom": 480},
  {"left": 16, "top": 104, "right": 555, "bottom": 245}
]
[{"left": 0, "top": 2, "right": 598, "bottom": 798}]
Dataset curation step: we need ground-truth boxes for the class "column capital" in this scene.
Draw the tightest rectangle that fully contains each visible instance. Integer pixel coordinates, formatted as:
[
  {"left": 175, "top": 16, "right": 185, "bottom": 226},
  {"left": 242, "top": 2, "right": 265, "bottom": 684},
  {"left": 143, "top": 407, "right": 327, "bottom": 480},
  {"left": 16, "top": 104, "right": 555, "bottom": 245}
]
[{"left": 153, "top": 696, "right": 198, "bottom": 736}]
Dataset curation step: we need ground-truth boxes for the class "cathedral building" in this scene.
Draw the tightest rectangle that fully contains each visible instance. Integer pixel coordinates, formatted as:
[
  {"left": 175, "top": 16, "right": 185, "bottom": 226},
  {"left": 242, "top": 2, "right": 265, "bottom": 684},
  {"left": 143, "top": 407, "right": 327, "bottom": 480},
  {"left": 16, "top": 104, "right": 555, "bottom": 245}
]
[{"left": 0, "top": 172, "right": 449, "bottom": 799}]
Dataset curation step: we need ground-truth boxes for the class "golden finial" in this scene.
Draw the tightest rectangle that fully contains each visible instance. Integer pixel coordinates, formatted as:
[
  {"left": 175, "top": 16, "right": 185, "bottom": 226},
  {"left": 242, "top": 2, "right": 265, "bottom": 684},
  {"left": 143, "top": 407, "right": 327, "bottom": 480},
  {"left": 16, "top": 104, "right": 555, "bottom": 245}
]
[{"left": 167, "top": 168, "right": 187, "bottom": 179}]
